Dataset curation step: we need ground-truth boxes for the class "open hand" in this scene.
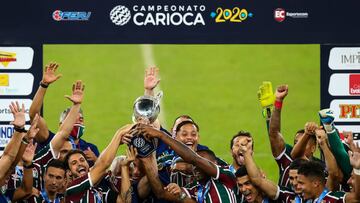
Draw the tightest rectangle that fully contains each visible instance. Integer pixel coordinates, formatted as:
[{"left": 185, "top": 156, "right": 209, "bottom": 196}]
[
  {"left": 42, "top": 62, "right": 62, "bottom": 85},
  {"left": 65, "top": 80, "right": 85, "bottom": 104},
  {"left": 9, "top": 101, "right": 26, "bottom": 128},
  {"left": 144, "top": 67, "right": 160, "bottom": 90}
]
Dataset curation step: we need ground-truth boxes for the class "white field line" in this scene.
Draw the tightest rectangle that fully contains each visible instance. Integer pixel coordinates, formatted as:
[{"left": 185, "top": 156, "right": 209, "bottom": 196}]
[{"left": 140, "top": 44, "right": 167, "bottom": 128}]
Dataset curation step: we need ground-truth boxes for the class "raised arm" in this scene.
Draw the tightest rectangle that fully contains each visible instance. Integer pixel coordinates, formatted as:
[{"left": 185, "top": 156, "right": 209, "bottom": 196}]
[
  {"left": 291, "top": 122, "right": 317, "bottom": 159},
  {"left": 117, "top": 147, "right": 136, "bottom": 203},
  {"left": 12, "top": 141, "right": 37, "bottom": 201},
  {"left": 134, "top": 124, "right": 218, "bottom": 178},
  {"left": 241, "top": 137, "right": 279, "bottom": 200},
  {"left": 89, "top": 124, "right": 133, "bottom": 186},
  {"left": 144, "top": 67, "right": 160, "bottom": 96},
  {"left": 319, "top": 109, "right": 352, "bottom": 181},
  {"left": 139, "top": 153, "right": 195, "bottom": 203},
  {"left": 0, "top": 102, "right": 27, "bottom": 185},
  {"left": 269, "top": 85, "right": 288, "bottom": 157},
  {"left": 29, "top": 62, "right": 62, "bottom": 143},
  {"left": 315, "top": 128, "right": 342, "bottom": 191},
  {"left": 50, "top": 80, "right": 84, "bottom": 156}
]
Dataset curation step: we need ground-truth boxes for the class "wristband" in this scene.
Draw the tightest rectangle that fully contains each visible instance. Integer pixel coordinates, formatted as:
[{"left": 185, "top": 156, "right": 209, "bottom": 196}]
[
  {"left": 40, "top": 81, "right": 49, "bottom": 88},
  {"left": 22, "top": 137, "right": 30, "bottom": 145},
  {"left": 354, "top": 168, "right": 360, "bottom": 176},
  {"left": 23, "top": 163, "right": 34, "bottom": 169},
  {"left": 274, "top": 100, "right": 283, "bottom": 109},
  {"left": 14, "top": 126, "right": 27, "bottom": 133}
]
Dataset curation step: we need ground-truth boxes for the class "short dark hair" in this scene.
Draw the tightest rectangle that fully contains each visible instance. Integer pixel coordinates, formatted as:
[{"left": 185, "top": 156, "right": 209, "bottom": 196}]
[
  {"left": 197, "top": 149, "right": 216, "bottom": 161},
  {"left": 59, "top": 107, "right": 83, "bottom": 123},
  {"left": 64, "top": 149, "right": 87, "bottom": 170},
  {"left": 297, "top": 160, "right": 326, "bottom": 184},
  {"left": 230, "top": 131, "right": 254, "bottom": 150},
  {"left": 235, "top": 166, "right": 248, "bottom": 177},
  {"left": 289, "top": 158, "right": 308, "bottom": 170},
  {"left": 175, "top": 120, "right": 199, "bottom": 133},
  {"left": 46, "top": 159, "right": 66, "bottom": 175},
  {"left": 295, "top": 129, "right": 305, "bottom": 135}
]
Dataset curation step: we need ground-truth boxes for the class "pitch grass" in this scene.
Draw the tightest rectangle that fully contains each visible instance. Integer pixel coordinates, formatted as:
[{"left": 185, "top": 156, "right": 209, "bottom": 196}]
[{"left": 43, "top": 44, "right": 320, "bottom": 182}]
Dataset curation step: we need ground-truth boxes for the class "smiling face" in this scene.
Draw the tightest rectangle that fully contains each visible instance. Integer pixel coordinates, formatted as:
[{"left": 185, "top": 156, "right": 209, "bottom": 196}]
[
  {"left": 297, "top": 174, "right": 317, "bottom": 200},
  {"left": 175, "top": 123, "right": 199, "bottom": 151},
  {"left": 237, "top": 175, "right": 260, "bottom": 203},
  {"left": 289, "top": 169, "right": 302, "bottom": 194},
  {"left": 67, "top": 153, "right": 89, "bottom": 178}
]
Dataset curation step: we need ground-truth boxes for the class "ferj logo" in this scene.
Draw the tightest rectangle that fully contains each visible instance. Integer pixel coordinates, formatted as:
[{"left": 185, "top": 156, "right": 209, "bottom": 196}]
[
  {"left": 0, "top": 51, "right": 16, "bottom": 67},
  {"left": 210, "top": 7, "right": 253, "bottom": 23},
  {"left": 53, "top": 10, "right": 91, "bottom": 21},
  {"left": 0, "top": 74, "right": 9, "bottom": 86}
]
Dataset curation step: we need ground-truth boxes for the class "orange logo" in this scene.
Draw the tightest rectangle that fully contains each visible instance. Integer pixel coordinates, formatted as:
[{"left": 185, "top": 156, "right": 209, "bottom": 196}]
[{"left": 0, "top": 51, "right": 17, "bottom": 67}]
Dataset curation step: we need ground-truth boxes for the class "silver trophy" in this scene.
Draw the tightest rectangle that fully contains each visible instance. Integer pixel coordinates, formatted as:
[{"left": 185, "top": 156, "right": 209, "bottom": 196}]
[{"left": 131, "top": 91, "right": 162, "bottom": 157}]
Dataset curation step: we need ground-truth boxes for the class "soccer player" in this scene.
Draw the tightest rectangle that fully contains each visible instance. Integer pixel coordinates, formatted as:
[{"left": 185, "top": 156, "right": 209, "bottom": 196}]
[
  {"left": 133, "top": 124, "right": 238, "bottom": 203},
  {"left": 268, "top": 85, "right": 317, "bottom": 187},
  {"left": 240, "top": 136, "right": 302, "bottom": 203},
  {"left": 297, "top": 159, "right": 360, "bottom": 203},
  {"left": 26, "top": 159, "right": 67, "bottom": 203},
  {"left": 29, "top": 62, "right": 99, "bottom": 166},
  {"left": 229, "top": 131, "right": 254, "bottom": 174},
  {"left": 64, "top": 124, "right": 133, "bottom": 202}
]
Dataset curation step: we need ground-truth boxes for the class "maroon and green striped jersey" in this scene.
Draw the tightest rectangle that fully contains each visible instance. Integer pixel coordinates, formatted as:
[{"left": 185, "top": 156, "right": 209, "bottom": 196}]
[
  {"left": 65, "top": 173, "right": 117, "bottom": 203},
  {"left": 275, "top": 144, "right": 293, "bottom": 188},
  {"left": 182, "top": 165, "right": 238, "bottom": 203}
]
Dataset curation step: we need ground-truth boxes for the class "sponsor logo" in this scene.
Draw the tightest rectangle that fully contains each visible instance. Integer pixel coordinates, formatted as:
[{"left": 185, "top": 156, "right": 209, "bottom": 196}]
[
  {"left": 274, "top": 8, "right": 285, "bottom": 22},
  {"left": 210, "top": 7, "right": 253, "bottom": 23},
  {"left": 0, "top": 73, "right": 34, "bottom": 96},
  {"left": 53, "top": 10, "right": 91, "bottom": 21},
  {"left": 274, "top": 8, "right": 308, "bottom": 22},
  {"left": 0, "top": 99, "right": 32, "bottom": 122},
  {"left": 0, "top": 51, "right": 16, "bottom": 67},
  {"left": 335, "top": 125, "right": 360, "bottom": 143},
  {"left": 0, "top": 74, "right": 9, "bottom": 86},
  {"left": 330, "top": 100, "right": 360, "bottom": 122},
  {"left": 110, "top": 4, "right": 206, "bottom": 26},
  {"left": 349, "top": 74, "right": 360, "bottom": 95},
  {"left": 0, "top": 47, "right": 33, "bottom": 70},
  {"left": 328, "top": 73, "right": 360, "bottom": 96},
  {"left": 0, "top": 124, "right": 31, "bottom": 155},
  {"left": 328, "top": 47, "right": 360, "bottom": 70}
]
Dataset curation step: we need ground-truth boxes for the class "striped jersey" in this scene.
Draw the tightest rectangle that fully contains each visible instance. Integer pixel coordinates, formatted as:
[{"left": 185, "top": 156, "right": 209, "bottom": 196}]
[
  {"left": 65, "top": 173, "right": 117, "bottom": 203},
  {"left": 182, "top": 165, "right": 238, "bottom": 203},
  {"left": 275, "top": 144, "right": 293, "bottom": 188},
  {"left": 316, "top": 191, "right": 345, "bottom": 203}
]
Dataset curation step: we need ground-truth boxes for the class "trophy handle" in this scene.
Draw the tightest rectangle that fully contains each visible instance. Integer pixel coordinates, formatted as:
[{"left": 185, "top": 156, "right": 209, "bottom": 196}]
[{"left": 154, "top": 91, "right": 163, "bottom": 107}]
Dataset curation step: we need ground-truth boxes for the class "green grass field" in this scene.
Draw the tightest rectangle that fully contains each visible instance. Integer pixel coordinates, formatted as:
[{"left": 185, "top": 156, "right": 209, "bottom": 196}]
[{"left": 43, "top": 44, "right": 320, "bottom": 182}]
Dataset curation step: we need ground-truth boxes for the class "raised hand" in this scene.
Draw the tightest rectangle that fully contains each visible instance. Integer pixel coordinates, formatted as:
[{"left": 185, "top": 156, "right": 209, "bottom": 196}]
[
  {"left": 315, "top": 128, "right": 328, "bottom": 148},
  {"left": 349, "top": 149, "right": 360, "bottom": 169},
  {"left": 84, "top": 147, "right": 97, "bottom": 162},
  {"left": 343, "top": 131, "right": 360, "bottom": 153},
  {"left": 304, "top": 122, "right": 318, "bottom": 135},
  {"left": 318, "top": 109, "right": 335, "bottom": 125},
  {"left": 64, "top": 80, "right": 85, "bottom": 104},
  {"left": 120, "top": 146, "right": 137, "bottom": 166},
  {"left": 9, "top": 101, "right": 26, "bottom": 128},
  {"left": 22, "top": 140, "right": 37, "bottom": 165},
  {"left": 238, "top": 137, "right": 252, "bottom": 155},
  {"left": 42, "top": 62, "right": 62, "bottom": 85},
  {"left": 131, "top": 123, "right": 163, "bottom": 139},
  {"left": 144, "top": 67, "right": 160, "bottom": 90},
  {"left": 275, "top": 85, "right": 288, "bottom": 101},
  {"left": 26, "top": 114, "right": 40, "bottom": 140}
]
